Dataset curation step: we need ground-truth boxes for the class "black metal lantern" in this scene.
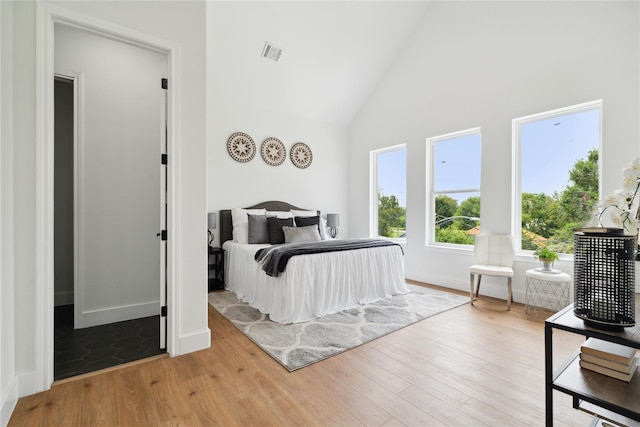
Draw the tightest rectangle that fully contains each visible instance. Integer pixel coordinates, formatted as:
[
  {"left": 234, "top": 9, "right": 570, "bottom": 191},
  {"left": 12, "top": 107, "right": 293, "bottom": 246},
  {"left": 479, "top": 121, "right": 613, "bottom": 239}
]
[{"left": 573, "top": 229, "right": 635, "bottom": 328}]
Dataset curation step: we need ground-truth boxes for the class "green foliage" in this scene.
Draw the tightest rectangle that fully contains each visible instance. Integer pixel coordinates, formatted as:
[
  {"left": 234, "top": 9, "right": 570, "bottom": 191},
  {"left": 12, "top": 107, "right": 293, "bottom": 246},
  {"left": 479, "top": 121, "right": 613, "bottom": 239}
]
[
  {"left": 378, "top": 190, "right": 406, "bottom": 238},
  {"left": 534, "top": 245, "right": 558, "bottom": 261},
  {"left": 521, "top": 192, "right": 561, "bottom": 238},
  {"left": 435, "top": 227, "right": 475, "bottom": 245},
  {"left": 433, "top": 195, "right": 479, "bottom": 244},
  {"left": 521, "top": 232, "right": 540, "bottom": 251},
  {"left": 521, "top": 149, "right": 599, "bottom": 254},
  {"left": 381, "top": 149, "right": 598, "bottom": 250},
  {"left": 453, "top": 197, "right": 480, "bottom": 230},
  {"left": 559, "top": 149, "right": 599, "bottom": 225},
  {"left": 435, "top": 195, "right": 458, "bottom": 228}
]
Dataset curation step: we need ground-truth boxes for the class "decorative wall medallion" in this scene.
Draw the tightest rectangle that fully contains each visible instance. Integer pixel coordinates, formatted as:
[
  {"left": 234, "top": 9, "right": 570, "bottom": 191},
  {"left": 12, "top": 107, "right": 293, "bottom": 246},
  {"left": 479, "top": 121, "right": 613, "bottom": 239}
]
[
  {"left": 227, "top": 132, "right": 256, "bottom": 163},
  {"left": 260, "top": 137, "right": 286, "bottom": 166},
  {"left": 290, "top": 142, "right": 313, "bottom": 169}
]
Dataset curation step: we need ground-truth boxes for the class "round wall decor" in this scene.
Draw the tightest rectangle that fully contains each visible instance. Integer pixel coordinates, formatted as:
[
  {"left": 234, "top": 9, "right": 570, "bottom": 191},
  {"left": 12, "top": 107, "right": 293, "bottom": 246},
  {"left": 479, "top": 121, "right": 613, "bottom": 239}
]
[
  {"left": 290, "top": 142, "right": 313, "bottom": 169},
  {"left": 227, "top": 132, "right": 256, "bottom": 163},
  {"left": 260, "top": 137, "right": 286, "bottom": 166}
]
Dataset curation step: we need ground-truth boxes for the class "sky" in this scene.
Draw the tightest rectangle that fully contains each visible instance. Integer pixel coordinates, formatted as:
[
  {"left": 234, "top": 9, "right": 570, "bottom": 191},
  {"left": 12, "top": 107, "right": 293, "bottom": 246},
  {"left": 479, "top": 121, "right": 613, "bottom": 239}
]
[
  {"left": 377, "top": 107, "right": 600, "bottom": 207},
  {"left": 521, "top": 108, "right": 599, "bottom": 195},
  {"left": 433, "top": 132, "right": 481, "bottom": 201},
  {"left": 377, "top": 148, "right": 407, "bottom": 206}
]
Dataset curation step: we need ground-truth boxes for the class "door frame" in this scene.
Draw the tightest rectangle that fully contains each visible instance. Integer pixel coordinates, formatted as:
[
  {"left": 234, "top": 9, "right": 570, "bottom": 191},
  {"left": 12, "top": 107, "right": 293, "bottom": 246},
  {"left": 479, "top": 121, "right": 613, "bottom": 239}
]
[
  {"left": 36, "top": 3, "right": 180, "bottom": 391},
  {"left": 52, "top": 72, "right": 82, "bottom": 325}
]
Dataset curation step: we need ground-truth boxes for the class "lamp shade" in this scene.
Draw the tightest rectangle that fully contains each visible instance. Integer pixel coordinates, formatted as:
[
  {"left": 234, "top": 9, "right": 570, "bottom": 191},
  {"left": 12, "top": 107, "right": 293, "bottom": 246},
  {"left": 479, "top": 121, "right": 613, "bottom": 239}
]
[
  {"left": 208, "top": 212, "right": 217, "bottom": 229},
  {"left": 326, "top": 213, "right": 340, "bottom": 228},
  {"left": 573, "top": 230, "right": 635, "bottom": 327}
]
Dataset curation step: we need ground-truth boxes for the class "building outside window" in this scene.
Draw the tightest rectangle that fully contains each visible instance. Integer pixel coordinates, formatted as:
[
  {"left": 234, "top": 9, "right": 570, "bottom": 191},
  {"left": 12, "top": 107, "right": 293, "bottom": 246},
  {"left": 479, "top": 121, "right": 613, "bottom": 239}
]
[
  {"left": 427, "top": 128, "right": 481, "bottom": 246},
  {"left": 370, "top": 144, "right": 406, "bottom": 240},
  {"left": 513, "top": 100, "right": 601, "bottom": 255}
]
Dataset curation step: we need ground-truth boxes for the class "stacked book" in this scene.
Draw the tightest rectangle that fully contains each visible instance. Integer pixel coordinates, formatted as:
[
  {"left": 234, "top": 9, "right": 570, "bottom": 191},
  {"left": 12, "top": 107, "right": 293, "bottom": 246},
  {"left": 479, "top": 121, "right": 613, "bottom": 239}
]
[{"left": 579, "top": 338, "right": 639, "bottom": 382}]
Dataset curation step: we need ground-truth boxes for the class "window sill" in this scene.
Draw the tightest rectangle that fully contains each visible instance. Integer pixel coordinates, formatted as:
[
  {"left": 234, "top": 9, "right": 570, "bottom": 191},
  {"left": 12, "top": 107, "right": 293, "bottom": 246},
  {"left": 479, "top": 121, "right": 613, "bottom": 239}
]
[
  {"left": 377, "top": 237, "right": 406, "bottom": 245},
  {"left": 425, "top": 243, "right": 473, "bottom": 254}
]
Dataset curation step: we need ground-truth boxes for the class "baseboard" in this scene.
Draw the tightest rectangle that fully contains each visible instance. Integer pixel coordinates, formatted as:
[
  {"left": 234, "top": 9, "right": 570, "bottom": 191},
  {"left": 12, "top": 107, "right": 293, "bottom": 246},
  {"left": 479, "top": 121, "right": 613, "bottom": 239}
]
[
  {"left": 79, "top": 300, "right": 160, "bottom": 329},
  {"left": 407, "top": 273, "right": 526, "bottom": 304},
  {"left": 54, "top": 290, "right": 73, "bottom": 306},
  {"left": 16, "top": 371, "right": 37, "bottom": 398},
  {"left": 472, "top": 285, "right": 525, "bottom": 305},
  {"left": 0, "top": 376, "right": 18, "bottom": 427},
  {"left": 175, "top": 328, "right": 210, "bottom": 356}
]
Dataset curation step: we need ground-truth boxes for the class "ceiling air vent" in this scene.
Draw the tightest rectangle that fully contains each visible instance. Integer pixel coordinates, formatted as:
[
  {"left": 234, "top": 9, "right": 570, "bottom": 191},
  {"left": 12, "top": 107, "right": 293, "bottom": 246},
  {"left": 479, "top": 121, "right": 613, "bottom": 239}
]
[{"left": 261, "top": 42, "right": 282, "bottom": 62}]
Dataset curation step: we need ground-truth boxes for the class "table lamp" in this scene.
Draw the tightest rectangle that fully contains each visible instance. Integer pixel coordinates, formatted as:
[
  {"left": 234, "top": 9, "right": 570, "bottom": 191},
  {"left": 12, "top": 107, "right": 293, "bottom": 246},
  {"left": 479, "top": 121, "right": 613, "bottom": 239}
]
[
  {"left": 208, "top": 212, "right": 217, "bottom": 245},
  {"left": 327, "top": 213, "right": 340, "bottom": 239}
]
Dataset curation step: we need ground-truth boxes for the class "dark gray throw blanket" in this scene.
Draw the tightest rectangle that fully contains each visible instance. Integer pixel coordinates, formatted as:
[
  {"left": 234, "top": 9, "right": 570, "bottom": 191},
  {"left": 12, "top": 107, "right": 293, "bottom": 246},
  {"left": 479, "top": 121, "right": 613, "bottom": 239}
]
[{"left": 254, "top": 238, "right": 403, "bottom": 277}]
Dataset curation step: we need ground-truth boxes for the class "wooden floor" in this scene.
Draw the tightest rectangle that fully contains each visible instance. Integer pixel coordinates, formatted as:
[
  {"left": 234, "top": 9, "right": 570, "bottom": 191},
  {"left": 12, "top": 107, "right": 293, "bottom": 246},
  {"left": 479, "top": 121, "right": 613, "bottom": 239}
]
[{"left": 9, "top": 282, "right": 593, "bottom": 426}]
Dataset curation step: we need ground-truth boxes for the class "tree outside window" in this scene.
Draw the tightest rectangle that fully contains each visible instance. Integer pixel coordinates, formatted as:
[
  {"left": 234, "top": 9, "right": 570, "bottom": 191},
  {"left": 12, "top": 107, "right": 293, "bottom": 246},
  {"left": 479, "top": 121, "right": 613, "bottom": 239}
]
[
  {"left": 428, "top": 129, "right": 481, "bottom": 246},
  {"left": 378, "top": 192, "right": 405, "bottom": 238},
  {"left": 515, "top": 101, "right": 601, "bottom": 254},
  {"left": 371, "top": 145, "right": 406, "bottom": 240}
]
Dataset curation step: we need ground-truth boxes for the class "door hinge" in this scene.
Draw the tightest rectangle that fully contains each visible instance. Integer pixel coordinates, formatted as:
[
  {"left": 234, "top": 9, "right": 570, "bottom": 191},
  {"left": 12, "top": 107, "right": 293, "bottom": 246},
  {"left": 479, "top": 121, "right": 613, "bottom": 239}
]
[
  {"left": 161, "top": 230, "right": 167, "bottom": 241},
  {"left": 161, "top": 306, "right": 167, "bottom": 317},
  {"left": 161, "top": 78, "right": 168, "bottom": 90},
  {"left": 161, "top": 154, "right": 167, "bottom": 165}
]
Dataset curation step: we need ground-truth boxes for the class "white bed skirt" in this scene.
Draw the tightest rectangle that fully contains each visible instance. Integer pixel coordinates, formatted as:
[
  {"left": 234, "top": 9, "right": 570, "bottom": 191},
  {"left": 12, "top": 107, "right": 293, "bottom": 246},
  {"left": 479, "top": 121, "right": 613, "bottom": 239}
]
[{"left": 222, "top": 241, "right": 409, "bottom": 324}]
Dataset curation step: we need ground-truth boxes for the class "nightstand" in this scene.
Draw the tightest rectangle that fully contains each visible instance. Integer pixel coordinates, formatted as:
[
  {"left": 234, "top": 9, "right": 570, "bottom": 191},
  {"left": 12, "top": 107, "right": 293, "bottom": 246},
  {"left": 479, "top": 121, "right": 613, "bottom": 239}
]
[{"left": 208, "top": 246, "right": 224, "bottom": 291}]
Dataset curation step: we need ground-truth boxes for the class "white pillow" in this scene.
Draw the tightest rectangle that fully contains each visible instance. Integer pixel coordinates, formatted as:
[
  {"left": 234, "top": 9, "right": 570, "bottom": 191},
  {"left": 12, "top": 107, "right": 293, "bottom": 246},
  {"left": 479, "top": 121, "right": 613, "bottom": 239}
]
[
  {"left": 266, "top": 210, "right": 293, "bottom": 219},
  {"left": 291, "top": 209, "right": 327, "bottom": 240},
  {"left": 283, "top": 225, "right": 321, "bottom": 244},
  {"left": 232, "top": 208, "right": 266, "bottom": 243}
]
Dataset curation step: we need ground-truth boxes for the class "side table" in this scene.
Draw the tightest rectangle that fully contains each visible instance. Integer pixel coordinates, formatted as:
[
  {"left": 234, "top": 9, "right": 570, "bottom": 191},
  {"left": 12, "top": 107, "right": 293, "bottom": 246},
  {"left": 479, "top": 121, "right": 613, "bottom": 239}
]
[
  {"left": 525, "top": 269, "right": 571, "bottom": 317},
  {"left": 545, "top": 304, "right": 640, "bottom": 425},
  {"left": 208, "top": 246, "right": 225, "bottom": 291}
]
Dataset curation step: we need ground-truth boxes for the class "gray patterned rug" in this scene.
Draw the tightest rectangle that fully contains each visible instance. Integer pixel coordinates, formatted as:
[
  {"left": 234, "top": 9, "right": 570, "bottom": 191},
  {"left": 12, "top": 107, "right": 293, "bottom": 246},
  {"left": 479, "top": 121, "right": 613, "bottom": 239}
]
[{"left": 208, "top": 285, "right": 468, "bottom": 371}]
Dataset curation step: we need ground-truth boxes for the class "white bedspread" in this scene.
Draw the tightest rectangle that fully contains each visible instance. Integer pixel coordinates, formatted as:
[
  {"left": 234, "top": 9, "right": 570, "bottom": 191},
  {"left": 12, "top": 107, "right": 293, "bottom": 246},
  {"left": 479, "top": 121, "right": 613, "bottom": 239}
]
[{"left": 222, "top": 240, "right": 409, "bottom": 324}]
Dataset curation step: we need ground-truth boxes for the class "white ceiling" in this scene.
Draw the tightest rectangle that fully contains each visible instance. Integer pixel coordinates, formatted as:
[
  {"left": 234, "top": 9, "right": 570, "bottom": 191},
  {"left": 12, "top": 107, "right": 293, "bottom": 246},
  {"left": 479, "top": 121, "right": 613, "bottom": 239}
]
[{"left": 208, "top": 1, "right": 431, "bottom": 126}]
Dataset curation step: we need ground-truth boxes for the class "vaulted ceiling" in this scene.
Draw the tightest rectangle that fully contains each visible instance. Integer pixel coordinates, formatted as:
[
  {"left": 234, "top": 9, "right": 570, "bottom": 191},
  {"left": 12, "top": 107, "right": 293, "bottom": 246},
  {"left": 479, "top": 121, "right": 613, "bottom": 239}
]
[{"left": 208, "top": 1, "right": 431, "bottom": 126}]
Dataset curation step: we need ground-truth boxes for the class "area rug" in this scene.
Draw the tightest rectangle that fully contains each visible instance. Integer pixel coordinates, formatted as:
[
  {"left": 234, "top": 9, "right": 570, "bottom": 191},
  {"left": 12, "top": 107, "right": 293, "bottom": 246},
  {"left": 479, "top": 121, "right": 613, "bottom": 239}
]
[{"left": 208, "top": 285, "right": 469, "bottom": 371}]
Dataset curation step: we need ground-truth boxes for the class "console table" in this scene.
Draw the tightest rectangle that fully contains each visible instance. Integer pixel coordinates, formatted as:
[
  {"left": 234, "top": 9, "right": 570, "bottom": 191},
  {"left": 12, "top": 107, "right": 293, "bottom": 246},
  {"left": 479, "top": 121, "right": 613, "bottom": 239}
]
[{"left": 545, "top": 304, "right": 640, "bottom": 426}]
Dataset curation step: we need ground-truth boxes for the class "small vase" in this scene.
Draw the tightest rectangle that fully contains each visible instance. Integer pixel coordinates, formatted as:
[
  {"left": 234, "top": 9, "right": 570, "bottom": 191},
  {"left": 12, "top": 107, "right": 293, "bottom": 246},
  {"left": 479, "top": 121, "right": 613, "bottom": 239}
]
[{"left": 540, "top": 259, "right": 554, "bottom": 271}]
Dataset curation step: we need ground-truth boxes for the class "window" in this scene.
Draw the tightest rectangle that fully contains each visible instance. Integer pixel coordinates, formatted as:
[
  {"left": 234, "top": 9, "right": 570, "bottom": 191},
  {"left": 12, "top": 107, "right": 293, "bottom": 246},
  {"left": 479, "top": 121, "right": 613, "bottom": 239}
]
[
  {"left": 370, "top": 145, "right": 406, "bottom": 240},
  {"left": 427, "top": 128, "right": 481, "bottom": 246},
  {"left": 513, "top": 100, "right": 601, "bottom": 255}
]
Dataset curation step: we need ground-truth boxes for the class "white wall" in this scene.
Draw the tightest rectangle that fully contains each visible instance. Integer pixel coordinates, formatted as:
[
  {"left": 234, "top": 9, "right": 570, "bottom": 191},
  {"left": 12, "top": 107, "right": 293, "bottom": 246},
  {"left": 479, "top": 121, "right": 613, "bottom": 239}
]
[
  {"left": 54, "top": 24, "right": 162, "bottom": 327},
  {"left": 349, "top": 1, "right": 640, "bottom": 302},
  {"left": 206, "top": 5, "right": 349, "bottom": 241},
  {"left": 8, "top": 0, "right": 208, "bottom": 402},
  {"left": 12, "top": 0, "right": 38, "bottom": 399},
  {"left": 205, "top": 105, "right": 350, "bottom": 242},
  {"left": 1, "top": 0, "right": 18, "bottom": 423}
]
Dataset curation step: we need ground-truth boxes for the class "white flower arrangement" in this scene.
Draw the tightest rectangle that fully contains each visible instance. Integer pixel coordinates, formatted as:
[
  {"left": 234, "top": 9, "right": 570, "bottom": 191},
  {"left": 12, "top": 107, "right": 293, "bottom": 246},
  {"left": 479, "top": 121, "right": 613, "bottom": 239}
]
[{"left": 596, "top": 157, "right": 640, "bottom": 235}]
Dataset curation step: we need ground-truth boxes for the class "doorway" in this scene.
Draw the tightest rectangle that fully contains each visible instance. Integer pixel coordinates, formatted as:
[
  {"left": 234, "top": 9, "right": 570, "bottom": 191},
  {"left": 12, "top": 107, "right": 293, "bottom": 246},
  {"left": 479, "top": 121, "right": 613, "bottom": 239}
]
[{"left": 52, "top": 25, "right": 168, "bottom": 381}]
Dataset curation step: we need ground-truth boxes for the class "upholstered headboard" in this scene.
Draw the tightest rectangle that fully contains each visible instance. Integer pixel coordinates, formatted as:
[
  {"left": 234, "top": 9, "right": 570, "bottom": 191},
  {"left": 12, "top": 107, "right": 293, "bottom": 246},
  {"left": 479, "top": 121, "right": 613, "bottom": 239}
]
[{"left": 219, "top": 201, "right": 316, "bottom": 245}]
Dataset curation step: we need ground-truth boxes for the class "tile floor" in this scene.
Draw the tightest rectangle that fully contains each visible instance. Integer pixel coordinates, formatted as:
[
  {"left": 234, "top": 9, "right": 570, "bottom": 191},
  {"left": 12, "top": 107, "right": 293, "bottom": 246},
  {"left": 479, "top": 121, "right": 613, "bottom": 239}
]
[{"left": 54, "top": 305, "right": 165, "bottom": 381}]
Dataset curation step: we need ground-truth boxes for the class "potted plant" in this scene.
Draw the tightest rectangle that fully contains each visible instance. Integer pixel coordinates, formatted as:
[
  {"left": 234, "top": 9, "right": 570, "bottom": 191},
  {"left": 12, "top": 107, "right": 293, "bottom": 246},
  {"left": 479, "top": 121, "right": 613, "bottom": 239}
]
[{"left": 534, "top": 245, "right": 558, "bottom": 271}]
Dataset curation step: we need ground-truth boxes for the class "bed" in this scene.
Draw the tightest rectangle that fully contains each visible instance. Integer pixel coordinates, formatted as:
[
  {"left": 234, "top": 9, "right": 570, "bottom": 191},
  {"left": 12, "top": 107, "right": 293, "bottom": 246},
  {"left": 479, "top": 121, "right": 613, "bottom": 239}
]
[{"left": 219, "top": 201, "right": 409, "bottom": 323}]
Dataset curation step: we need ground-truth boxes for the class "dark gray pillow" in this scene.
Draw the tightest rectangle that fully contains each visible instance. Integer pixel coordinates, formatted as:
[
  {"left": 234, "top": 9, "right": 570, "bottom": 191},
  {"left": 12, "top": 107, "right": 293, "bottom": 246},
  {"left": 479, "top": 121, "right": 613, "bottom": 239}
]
[
  {"left": 248, "top": 214, "right": 269, "bottom": 244},
  {"left": 294, "top": 216, "right": 321, "bottom": 235},
  {"left": 267, "top": 217, "right": 294, "bottom": 245}
]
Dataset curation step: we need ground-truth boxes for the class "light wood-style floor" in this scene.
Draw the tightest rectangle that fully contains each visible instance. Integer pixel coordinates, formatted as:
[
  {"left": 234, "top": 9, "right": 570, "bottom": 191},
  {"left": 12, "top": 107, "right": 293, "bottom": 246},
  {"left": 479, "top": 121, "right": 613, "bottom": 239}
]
[{"left": 9, "top": 281, "right": 593, "bottom": 426}]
